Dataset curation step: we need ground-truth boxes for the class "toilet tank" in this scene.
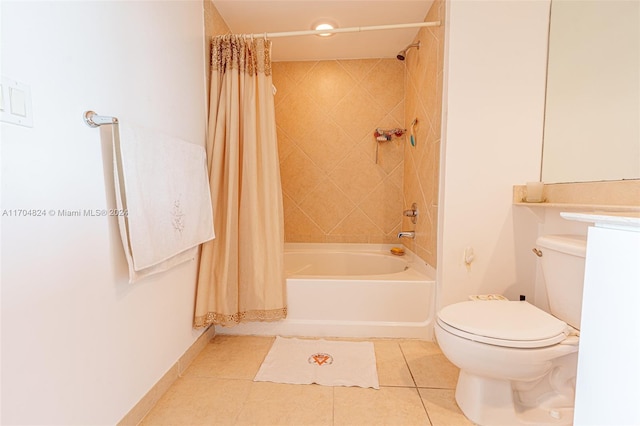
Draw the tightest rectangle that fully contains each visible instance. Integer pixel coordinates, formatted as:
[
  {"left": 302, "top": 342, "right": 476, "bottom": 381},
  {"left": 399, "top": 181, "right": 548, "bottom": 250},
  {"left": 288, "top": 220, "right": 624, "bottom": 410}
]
[{"left": 536, "top": 234, "right": 587, "bottom": 329}]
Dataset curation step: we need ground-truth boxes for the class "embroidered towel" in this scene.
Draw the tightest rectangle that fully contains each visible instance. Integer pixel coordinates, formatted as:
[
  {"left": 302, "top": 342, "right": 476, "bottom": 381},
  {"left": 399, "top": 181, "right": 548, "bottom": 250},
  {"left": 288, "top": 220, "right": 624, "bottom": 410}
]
[{"left": 113, "top": 123, "right": 214, "bottom": 282}]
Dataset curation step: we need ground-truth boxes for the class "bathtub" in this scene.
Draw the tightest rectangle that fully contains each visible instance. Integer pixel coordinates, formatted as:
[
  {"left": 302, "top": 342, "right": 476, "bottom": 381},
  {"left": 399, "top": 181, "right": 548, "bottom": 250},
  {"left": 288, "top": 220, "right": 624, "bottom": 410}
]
[{"left": 216, "top": 243, "right": 436, "bottom": 339}]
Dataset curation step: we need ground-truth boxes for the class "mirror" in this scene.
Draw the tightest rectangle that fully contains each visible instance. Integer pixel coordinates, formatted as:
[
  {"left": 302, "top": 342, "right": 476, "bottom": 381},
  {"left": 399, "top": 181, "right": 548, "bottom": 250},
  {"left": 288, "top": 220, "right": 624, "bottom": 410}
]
[{"left": 541, "top": 0, "right": 639, "bottom": 183}]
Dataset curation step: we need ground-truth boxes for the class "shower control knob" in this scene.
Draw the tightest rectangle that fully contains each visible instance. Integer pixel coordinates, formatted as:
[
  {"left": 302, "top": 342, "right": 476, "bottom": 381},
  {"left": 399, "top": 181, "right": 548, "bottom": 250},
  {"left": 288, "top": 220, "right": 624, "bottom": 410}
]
[{"left": 403, "top": 203, "right": 419, "bottom": 224}]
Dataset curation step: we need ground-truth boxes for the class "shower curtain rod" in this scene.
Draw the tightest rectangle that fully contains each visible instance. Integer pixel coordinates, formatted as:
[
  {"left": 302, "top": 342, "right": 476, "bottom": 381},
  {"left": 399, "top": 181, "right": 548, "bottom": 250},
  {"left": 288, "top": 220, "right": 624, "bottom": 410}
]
[{"left": 249, "top": 21, "right": 441, "bottom": 39}]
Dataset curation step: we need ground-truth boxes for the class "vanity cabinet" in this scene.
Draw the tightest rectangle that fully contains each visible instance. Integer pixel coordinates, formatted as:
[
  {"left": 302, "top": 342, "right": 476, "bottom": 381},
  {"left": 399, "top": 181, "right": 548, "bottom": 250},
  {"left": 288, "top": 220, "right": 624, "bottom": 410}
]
[{"left": 563, "top": 213, "right": 640, "bottom": 425}]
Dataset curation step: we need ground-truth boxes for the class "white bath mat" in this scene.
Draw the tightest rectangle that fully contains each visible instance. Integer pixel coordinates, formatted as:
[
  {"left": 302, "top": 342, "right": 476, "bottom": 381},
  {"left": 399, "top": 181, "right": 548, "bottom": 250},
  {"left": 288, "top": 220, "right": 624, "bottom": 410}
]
[{"left": 254, "top": 336, "right": 379, "bottom": 389}]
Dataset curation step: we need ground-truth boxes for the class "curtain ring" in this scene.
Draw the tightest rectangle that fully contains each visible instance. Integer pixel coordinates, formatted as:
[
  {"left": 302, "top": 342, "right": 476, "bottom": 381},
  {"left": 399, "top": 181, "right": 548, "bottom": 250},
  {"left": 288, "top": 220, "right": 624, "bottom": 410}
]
[{"left": 263, "top": 32, "right": 267, "bottom": 41}]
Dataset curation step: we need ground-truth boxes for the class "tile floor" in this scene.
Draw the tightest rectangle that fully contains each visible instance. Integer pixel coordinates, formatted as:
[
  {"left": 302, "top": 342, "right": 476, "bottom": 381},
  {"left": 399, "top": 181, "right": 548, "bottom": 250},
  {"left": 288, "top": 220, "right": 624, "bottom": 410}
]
[{"left": 140, "top": 335, "right": 473, "bottom": 425}]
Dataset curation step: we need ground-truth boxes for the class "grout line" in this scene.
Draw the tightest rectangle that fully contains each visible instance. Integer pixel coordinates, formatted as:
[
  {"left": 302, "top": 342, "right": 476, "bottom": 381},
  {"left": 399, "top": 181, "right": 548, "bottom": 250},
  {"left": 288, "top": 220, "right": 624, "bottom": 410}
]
[
  {"left": 416, "top": 387, "right": 434, "bottom": 426},
  {"left": 380, "top": 384, "right": 424, "bottom": 389},
  {"left": 416, "top": 385, "right": 457, "bottom": 390},
  {"left": 398, "top": 342, "right": 419, "bottom": 388},
  {"left": 399, "top": 341, "right": 434, "bottom": 425}
]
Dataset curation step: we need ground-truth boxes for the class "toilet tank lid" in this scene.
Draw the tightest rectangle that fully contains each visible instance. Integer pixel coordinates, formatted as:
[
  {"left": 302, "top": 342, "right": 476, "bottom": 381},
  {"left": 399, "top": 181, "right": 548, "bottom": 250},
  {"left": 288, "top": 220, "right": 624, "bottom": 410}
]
[
  {"left": 438, "top": 301, "right": 569, "bottom": 344},
  {"left": 536, "top": 234, "right": 587, "bottom": 258}
]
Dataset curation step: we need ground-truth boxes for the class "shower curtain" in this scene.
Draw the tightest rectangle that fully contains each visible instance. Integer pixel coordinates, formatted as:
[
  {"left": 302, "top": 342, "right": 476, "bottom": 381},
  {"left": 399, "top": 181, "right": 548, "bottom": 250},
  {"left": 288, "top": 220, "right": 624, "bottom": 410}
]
[{"left": 194, "top": 35, "right": 286, "bottom": 327}]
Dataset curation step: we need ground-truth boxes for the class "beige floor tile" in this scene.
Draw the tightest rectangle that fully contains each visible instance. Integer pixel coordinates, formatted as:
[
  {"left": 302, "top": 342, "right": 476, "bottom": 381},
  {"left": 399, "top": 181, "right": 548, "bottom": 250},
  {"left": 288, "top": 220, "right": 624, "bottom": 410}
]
[
  {"left": 334, "top": 386, "right": 431, "bottom": 426},
  {"left": 183, "top": 335, "right": 275, "bottom": 380},
  {"left": 400, "top": 341, "right": 459, "bottom": 389},
  {"left": 142, "top": 336, "right": 467, "bottom": 426},
  {"left": 374, "top": 340, "right": 415, "bottom": 387},
  {"left": 140, "top": 377, "right": 251, "bottom": 425},
  {"left": 235, "top": 382, "right": 333, "bottom": 425},
  {"left": 419, "top": 388, "right": 473, "bottom": 426}
]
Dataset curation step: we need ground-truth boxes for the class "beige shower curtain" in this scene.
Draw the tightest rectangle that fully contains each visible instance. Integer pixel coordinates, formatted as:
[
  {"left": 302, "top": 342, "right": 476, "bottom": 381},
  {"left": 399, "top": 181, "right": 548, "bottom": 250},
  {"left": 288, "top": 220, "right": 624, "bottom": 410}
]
[{"left": 194, "top": 35, "right": 286, "bottom": 327}]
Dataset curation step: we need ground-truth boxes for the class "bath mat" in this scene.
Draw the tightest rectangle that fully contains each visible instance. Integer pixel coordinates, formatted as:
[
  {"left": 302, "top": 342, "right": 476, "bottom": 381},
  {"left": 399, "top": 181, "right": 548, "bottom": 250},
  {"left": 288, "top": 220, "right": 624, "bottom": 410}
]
[{"left": 254, "top": 336, "right": 379, "bottom": 389}]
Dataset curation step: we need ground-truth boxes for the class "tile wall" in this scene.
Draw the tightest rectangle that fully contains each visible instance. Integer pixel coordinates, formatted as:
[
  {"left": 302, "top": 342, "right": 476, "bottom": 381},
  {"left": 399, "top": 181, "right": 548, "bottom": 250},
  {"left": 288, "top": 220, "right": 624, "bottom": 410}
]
[
  {"left": 401, "top": 0, "right": 445, "bottom": 267},
  {"left": 273, "top": 59, "right": 406, "bottom": 243}
]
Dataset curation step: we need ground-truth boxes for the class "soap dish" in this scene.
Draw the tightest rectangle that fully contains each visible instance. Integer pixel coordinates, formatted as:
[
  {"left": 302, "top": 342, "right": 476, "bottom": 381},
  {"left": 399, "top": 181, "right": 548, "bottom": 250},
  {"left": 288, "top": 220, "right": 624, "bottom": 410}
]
[{"left": 390, "top": 247, "right": 405, "bottom": 256}]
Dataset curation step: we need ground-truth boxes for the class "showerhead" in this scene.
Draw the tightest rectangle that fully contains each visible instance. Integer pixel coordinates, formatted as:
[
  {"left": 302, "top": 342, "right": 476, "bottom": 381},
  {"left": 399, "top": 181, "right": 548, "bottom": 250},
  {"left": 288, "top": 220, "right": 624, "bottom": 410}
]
[{"left": 396, "top": 41, "right": 421, "bottom": 61}]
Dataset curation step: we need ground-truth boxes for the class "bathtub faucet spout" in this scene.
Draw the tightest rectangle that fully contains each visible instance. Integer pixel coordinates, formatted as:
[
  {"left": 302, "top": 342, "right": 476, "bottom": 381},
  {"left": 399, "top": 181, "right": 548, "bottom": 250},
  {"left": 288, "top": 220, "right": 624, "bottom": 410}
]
[{"left": 397, "top": 231, "right": 415, "bottom": 239}]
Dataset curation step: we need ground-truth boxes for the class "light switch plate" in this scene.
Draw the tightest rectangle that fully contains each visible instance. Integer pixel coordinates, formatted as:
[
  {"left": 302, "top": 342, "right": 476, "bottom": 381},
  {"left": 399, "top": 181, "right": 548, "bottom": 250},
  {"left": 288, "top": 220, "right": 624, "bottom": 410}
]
[{"left": 1, "top": 77, "right": 34, "bottom": 127}]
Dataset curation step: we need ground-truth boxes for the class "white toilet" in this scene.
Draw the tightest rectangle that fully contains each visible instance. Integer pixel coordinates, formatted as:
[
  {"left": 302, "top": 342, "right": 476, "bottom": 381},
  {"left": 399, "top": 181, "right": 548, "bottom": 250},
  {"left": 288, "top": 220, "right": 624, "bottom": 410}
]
[{"left": 435, "top": 235, "right": 587, "bottom": 426}]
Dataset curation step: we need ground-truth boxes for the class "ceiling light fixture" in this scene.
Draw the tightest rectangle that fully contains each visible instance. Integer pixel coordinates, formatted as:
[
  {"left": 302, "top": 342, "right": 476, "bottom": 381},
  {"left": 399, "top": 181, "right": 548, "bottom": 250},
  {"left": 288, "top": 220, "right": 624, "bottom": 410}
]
[{"left": 313, "top": 21, "right": 337, "bottom": 37}]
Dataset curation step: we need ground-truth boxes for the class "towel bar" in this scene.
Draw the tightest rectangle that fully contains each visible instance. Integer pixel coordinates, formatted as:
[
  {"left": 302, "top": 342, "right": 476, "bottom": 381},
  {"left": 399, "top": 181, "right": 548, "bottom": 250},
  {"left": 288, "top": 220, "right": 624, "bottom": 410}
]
[{"left": 84, "top": 110, "right": 118, "bottom": 128}]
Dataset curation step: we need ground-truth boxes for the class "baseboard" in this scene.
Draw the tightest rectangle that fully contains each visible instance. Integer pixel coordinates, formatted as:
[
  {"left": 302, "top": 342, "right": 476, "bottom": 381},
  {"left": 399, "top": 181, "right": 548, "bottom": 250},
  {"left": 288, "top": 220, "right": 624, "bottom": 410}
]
[{"left": 117, "top": 325, "right": 217, "bottom": 425}]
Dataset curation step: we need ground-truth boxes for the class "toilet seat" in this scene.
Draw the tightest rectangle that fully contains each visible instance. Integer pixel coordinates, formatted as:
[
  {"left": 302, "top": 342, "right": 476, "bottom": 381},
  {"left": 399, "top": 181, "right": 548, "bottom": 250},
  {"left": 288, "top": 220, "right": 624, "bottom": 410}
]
[{"left": 437, "top": 301, "right": 570, "bottom": 349}]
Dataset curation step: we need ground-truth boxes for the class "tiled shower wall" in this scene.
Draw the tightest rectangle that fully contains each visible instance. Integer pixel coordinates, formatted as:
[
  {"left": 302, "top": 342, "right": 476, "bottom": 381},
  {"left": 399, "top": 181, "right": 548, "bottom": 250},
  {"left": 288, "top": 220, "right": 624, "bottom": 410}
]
[
  {"left": 401, "top": 0, "right": 445, "bottom": 267},
  {"left": 204, "top": 0, "right": 444, "bottom": 266},
  {"left": 273, "top": 59, "right": 406, "bottom": 243}
]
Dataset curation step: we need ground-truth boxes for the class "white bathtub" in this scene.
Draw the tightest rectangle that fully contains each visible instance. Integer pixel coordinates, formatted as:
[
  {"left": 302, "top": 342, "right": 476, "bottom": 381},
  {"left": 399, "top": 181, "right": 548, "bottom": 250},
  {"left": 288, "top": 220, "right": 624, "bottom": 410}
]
[{"left": 216, "top": 243, "right": 436, "bottom": 339}]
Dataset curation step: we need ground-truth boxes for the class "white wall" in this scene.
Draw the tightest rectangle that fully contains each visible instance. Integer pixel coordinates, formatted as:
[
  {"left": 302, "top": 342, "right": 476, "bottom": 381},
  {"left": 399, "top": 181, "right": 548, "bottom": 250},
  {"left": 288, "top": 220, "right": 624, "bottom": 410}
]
[
  {"left": 438, "top": 0, "right": 551, "bottom": 308},
  {"left": 1, "top": 1, "right": 207, "bottom": 424}
]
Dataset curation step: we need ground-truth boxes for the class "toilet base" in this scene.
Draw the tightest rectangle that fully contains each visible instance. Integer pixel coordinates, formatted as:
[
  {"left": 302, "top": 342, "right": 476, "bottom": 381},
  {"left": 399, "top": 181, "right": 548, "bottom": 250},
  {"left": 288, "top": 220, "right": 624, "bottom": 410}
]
[{"left": 455, "top": 370, "right": 574, "bottom": 426}]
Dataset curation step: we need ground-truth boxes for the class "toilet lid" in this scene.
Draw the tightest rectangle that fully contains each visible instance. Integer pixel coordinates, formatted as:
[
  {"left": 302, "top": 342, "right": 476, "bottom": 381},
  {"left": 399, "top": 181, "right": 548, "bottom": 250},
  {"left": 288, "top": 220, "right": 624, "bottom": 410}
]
[{"left": 437, "top": 301, "right": 570, "bottom": 348}]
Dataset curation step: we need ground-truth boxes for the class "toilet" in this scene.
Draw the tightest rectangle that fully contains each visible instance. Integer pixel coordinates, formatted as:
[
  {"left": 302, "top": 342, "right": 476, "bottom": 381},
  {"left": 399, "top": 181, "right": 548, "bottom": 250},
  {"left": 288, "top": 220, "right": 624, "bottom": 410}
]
[{"left": 435, "top": 235, "right": 587, "bottom": 426}]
